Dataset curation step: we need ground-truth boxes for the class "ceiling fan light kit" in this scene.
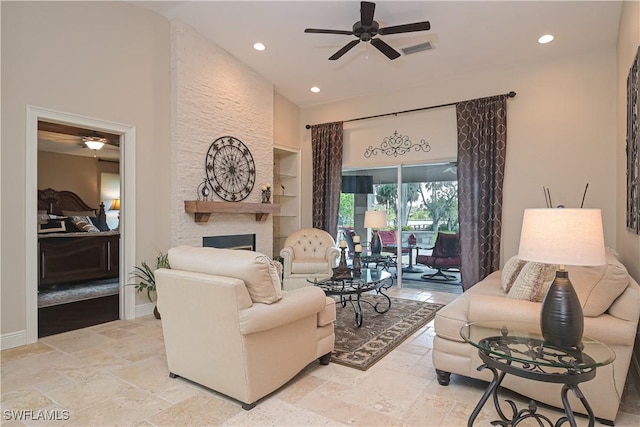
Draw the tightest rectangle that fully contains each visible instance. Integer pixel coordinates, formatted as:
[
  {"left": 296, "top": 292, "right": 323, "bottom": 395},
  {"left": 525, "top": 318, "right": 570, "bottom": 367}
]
[
  {"left": 305, "top": 1, "right": 431, "bottom": 61},
  {"left": 83, "top": 136, "right": 107, "bottom": 150}
]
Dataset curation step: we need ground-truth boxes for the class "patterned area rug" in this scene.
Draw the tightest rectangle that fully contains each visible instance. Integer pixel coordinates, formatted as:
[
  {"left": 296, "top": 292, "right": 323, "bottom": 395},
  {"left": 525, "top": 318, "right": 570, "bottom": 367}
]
[{"left": 332, "top": 295, "right": 444, "bottom": 370}]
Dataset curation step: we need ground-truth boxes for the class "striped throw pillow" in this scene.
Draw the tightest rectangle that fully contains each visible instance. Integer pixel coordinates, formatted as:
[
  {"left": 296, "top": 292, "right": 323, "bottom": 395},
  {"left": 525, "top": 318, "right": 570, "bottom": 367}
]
[{"left": 70, "top": 216, "right": 100, "bottom": 232}]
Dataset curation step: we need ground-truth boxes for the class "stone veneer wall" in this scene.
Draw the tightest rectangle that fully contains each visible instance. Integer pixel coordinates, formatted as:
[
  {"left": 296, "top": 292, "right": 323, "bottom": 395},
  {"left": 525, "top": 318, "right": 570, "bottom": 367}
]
[{"left": 170, "top": 20, "right": 274, "bottom": 256}]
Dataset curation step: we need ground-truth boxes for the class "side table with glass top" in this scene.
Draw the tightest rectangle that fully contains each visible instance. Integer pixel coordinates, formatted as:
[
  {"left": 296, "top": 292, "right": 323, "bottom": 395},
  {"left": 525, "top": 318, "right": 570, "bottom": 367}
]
[
  {"left": 307, "top": 268, "right": 393, "bottom": 327},
  {"left": 460, "top": 322, "right": 615, "bottom": 427}
]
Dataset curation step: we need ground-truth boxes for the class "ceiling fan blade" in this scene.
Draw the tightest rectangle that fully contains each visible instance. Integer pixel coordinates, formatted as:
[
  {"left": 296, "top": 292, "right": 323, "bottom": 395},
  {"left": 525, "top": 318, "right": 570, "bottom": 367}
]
[
  {"left": 370, "top": 38, "right": 401, "bottom": 60},
  {"left": 305, "top": 28, "right": 354, "bottom": 35},
  {"left": 329, "top": 39, "right": 361, "bottom": 60},
  {"left": 378, "top": 21, "right": 431, "bottom": 35},
  {"left": 360, "top": 1, "right": 375, "bottom": 27}
]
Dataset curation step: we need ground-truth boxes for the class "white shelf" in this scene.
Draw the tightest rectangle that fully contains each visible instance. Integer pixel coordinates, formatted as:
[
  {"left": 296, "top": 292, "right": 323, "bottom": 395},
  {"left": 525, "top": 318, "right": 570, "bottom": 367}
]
[{"left": 273, "top": 147, "right": 300, "bottom": 257}]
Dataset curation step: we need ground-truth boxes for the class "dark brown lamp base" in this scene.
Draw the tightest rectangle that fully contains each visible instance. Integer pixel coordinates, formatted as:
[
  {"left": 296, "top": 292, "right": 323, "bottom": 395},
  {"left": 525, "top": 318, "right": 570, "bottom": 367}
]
[
  {"left": 540, "top": 269, "right": 584, "bottom": 349},
  {"left": 370, "top": 230, "right": 382, "bottom": 255}
]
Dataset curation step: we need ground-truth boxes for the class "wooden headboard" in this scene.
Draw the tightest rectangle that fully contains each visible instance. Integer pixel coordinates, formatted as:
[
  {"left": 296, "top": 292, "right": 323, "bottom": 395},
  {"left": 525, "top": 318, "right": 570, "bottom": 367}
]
[{"left": 37, "top": 188, "right": 106, "bottom": 220}]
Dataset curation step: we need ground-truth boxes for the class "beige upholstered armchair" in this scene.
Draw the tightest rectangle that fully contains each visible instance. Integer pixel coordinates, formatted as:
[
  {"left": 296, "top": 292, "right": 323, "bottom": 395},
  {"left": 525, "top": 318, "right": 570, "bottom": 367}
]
[
  {"left": 155, "top": 246, "right": 336, "bottom": 410},
  {"left": 280, "top": 228, "right": 340, "bottom": 291}
]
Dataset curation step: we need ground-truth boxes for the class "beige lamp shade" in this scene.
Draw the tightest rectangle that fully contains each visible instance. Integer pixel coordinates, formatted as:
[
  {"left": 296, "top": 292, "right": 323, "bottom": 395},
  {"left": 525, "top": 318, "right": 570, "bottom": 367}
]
[
  {"left": 364, "top": 210, "right": 387, "bottom": 229},
  {"left": 109, "top": 198, "right": 121, "bottom": 211},
  {"left": 518, "top": 208, "right": 606, "bottom": 266}
]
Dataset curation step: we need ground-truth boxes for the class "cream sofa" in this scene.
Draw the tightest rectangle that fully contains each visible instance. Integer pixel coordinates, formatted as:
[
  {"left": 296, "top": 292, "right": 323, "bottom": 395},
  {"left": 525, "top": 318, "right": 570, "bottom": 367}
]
[
  {"left": 433, "top": 249, "right": 640, "bottom": 424},
  {"left": 155, "top": 246, "right": 336, "bottom": 409},
  {"left": 280, "top": 228, "right": 340, "bottom": 291}
]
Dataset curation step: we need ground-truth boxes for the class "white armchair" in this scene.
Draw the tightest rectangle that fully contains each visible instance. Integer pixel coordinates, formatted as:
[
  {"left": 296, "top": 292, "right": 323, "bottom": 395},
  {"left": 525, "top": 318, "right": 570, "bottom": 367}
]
[
  {"left": 280, "top": 228, "right": 340, "bottom": 291},
  {"left": 155, "top": 246, "right": 336, "bottom": 410}
]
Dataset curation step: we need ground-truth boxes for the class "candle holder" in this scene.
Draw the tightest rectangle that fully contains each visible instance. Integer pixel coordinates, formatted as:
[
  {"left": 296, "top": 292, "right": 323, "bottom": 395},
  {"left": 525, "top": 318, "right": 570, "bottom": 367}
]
[
  {"left": 353, "top": 250, "right": 362, "bottom": 276},
  {"left": 332, "top": 246, "right": 352, "bottom": 280}
]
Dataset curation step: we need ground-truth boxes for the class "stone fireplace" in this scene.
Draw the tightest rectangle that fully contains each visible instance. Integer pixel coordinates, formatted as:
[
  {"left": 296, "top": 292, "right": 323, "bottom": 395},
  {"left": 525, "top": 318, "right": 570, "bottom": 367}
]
[{"left": 170, "top": 20, "right": 274, "bottom": 256}]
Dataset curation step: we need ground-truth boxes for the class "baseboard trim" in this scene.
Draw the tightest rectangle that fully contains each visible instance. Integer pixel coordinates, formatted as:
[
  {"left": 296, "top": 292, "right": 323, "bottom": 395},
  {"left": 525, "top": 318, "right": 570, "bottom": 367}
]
[
  {"left": 1, "top": 330, "right": 27, "bottom": 350},
  {"left": 135, "top": 302, "right": 155, "bottom": 318},
  {"left": 1, "top": 302, "right": 153, "bottom": 350}
]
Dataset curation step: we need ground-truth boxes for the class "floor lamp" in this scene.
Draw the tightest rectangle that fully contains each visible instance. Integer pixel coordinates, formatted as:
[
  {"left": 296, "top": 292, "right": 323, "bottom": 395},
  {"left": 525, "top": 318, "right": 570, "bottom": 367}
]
[
  {"left": 364, "top": 210, "right": 387, "bottom": 255},
  {"left": 518, "top": 208, "right": 606, "bottom": 349}
]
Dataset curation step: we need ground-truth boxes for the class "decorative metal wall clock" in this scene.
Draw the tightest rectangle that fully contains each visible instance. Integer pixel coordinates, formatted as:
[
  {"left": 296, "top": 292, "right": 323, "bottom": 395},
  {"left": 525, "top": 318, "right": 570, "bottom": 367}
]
[{"left": 205, "top": 136, "right": 256, "bottom": 201}]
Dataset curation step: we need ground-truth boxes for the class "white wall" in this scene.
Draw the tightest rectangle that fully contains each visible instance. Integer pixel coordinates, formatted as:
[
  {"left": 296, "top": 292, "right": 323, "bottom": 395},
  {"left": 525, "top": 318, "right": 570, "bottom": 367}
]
[
  {"left": 1, "top": 1, "right": 171, "bottom": 336},
  {"left": 616, "top": 1, "right": 640, "bottom": 282},
  {"left": 300, "top": 48, "right": 617, "bottom": 265},
  {"left": 274, "top": 92, "right": 300, "bottom": 150},
  {"left": 170, "top": 21, "right": 274, "bottom": 256}
]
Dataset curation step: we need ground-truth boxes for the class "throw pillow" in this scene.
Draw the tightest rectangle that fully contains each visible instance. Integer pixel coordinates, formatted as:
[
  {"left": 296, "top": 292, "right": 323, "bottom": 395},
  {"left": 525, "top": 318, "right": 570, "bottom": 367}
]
[
  {"left": 270, "top": 258, "right": 283, "bottom": 280},
  {"left": 565, "top": 249, "right": 630, "bottom": 317},
  {"left": 168, "top": 246, "right": 283, "bottom": 304},
  {"left": 90, "top": 216, "right": 110, "bottom": 232},
  {"left": 501, "top": 256, "right": 528, "bottom": 293},
  {"left": 507, "top": 262, "right": 557, "bottom": 302},
  {"left": 70, "top": 216, "right": 101, "bottom": 232}
]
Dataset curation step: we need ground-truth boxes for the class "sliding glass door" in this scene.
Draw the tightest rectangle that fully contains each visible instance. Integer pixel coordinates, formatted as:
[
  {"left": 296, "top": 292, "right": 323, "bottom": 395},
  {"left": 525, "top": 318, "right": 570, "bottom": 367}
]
[{"left": 339, "top": 162, "right": 458, "bottom": 288}]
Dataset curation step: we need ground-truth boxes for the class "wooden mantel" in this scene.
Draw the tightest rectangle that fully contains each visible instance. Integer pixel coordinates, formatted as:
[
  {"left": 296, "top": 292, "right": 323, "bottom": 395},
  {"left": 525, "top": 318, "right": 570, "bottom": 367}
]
[{"left": 184, "top": 200, "right": 280, "bottom": 223}]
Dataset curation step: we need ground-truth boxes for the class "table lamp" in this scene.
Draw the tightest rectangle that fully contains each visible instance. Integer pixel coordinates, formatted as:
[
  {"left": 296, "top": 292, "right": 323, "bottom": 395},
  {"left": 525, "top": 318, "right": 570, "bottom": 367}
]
[
  {"left": 517, "top": 208, "right": 606, "bottom": 349},
  {"left": 364, "top": 210, "right": 387, "bottom": 255},
  {"left": 109, "top": 198, "right": 121, "bottom": 230}
]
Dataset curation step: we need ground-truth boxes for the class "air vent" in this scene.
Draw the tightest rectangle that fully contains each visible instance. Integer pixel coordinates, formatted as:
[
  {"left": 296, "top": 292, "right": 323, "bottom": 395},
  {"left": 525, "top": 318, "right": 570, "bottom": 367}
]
[{"left": 401, "top": 41, "right": 434, "bottom": 55}]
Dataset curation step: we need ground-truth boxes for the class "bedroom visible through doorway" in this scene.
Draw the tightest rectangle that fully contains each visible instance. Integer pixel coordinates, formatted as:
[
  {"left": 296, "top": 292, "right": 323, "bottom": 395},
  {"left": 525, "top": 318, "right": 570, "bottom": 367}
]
[{"left": 36, "top": 121, "right": 121, "bottom": 337}]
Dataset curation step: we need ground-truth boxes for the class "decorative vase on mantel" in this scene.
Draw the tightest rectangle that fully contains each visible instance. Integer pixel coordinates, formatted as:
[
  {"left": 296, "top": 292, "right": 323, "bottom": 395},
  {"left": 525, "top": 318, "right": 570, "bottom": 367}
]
[{"left": 261, "top": 183, "right": 272, "bottom": 203}]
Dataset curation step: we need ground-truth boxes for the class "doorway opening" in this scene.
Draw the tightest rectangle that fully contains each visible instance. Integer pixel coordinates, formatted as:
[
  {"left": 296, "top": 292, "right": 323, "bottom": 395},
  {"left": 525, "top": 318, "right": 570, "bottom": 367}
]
[
  {"left": 36, "top": 121, "right": 121, "bottom": 337},
  {"left": 25, "top": 106, "right": 137, "bottom": 344}
]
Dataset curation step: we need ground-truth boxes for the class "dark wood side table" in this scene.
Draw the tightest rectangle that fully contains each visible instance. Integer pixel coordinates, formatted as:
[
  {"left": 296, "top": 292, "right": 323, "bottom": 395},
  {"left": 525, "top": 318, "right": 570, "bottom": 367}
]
[{"left": 460, "top": 322, "right": 615, "bottom": 427}]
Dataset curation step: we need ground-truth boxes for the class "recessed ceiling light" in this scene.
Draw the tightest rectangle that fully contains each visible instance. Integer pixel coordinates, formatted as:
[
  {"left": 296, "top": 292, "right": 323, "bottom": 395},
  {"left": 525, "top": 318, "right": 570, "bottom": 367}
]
[
  {"left": 538, "top": 34, "right": 554, "bottom": 44},
  {"left": 310, "top": 87, "right": 320, "bottom": 93},
  {"left": 253, "top": 42, "right": 266, "bottom": 51}
]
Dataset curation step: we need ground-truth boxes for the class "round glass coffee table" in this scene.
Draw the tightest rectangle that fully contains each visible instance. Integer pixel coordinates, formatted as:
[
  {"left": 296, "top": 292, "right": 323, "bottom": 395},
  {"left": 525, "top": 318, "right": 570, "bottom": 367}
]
[
  {"left": 308, "top": 269, "right": 393, "bottom": 327},
  {"left": 460, "top": 321, "right": 615, "bottom": 427}
]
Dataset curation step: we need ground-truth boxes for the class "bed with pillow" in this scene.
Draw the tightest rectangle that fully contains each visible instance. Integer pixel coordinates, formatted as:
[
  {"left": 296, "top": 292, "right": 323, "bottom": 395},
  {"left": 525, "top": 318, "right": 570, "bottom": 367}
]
[
  {"left": 37, "top": 188, "right": 119, "bottom": 290},
  {"left": 432, "top": 248, "right": 640, "bottom": 424}
]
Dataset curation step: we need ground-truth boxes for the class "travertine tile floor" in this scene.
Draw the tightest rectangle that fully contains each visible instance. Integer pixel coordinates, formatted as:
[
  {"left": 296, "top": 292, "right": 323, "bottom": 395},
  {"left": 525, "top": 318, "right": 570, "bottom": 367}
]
[{"left": 2, "top": 286, "right": 639, "bottom": 426}]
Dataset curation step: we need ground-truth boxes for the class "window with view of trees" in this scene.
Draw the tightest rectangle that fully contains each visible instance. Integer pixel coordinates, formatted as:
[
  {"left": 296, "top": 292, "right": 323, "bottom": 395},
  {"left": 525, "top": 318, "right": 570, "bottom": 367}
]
[{"left": 342, "top": 181, "right": 457, "bottom": 232}]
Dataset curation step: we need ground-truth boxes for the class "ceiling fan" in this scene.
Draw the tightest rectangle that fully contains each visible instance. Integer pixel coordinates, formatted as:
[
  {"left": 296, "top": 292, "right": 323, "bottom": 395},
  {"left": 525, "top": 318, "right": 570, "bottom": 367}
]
[
  {"left": 38, "top": 122, "right": 119, "bottom": 150},
  {"left": 304, "top": 1, "right": 431, "bottom": 61},
  {"left": 38, "top": 130, "right": 120, "bottom": 153}
]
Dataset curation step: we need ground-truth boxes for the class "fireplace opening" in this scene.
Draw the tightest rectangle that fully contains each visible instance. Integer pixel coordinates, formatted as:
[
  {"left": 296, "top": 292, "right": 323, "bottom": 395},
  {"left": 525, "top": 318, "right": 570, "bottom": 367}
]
[{"left": 203, "top": 234, "right": 256, "bottom": 251}]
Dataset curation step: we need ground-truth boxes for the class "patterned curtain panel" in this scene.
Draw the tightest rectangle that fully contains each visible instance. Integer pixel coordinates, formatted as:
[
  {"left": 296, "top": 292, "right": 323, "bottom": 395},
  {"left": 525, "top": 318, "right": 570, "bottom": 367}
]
[
  {"left": 456, "top": 95, "right": 508, "bottom": 291},
  {"left": 311, "top": 121, "right": 344, "bottom": 235}
]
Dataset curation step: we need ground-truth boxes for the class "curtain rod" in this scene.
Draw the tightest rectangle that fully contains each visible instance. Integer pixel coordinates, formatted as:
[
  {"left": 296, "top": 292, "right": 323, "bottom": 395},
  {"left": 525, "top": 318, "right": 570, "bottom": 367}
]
[{"left": 304, "top": 91, "right": 516, "bottom": 129}]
